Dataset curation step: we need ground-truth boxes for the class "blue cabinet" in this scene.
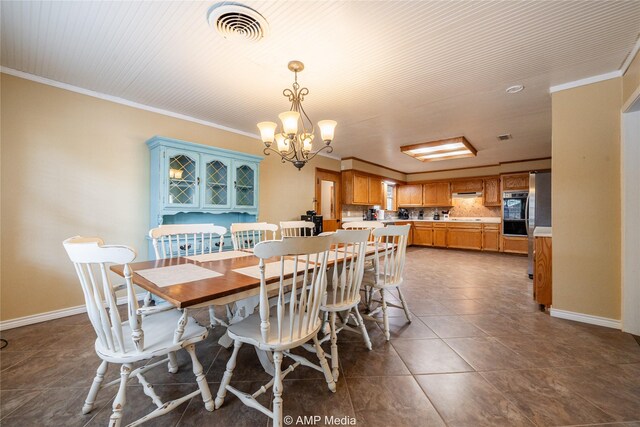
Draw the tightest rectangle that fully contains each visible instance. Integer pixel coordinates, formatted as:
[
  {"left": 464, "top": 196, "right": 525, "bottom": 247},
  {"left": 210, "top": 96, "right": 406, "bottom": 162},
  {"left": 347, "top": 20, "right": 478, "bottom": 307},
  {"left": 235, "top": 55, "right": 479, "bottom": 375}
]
[{"left": 147, "top": 136, "right": 263, "bottom": 254}]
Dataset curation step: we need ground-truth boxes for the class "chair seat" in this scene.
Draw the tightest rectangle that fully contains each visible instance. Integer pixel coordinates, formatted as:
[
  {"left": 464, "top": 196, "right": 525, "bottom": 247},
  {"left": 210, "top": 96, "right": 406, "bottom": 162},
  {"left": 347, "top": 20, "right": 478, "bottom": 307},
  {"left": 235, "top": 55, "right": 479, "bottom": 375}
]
[
  {"left": 227, "top": 310, "right": 322, "bottom": 351},
  {"left": 321, "top": 291, "right": 361, "bottom": 312},
  {"left": 95, "top": 309, "right": 208, "bottom": 363},
  {"left": 365, "top": 275, "right": 404, "bottom": 290}
]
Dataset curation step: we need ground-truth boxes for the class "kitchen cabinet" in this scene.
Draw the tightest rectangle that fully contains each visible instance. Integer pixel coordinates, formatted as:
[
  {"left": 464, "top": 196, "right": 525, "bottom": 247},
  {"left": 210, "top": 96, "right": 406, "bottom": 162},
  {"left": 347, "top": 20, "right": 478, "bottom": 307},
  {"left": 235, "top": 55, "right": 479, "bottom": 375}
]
[
  {"left": 394, "top": 221, "right": 413, "bottom": 245},
  {"left": 534, "top": 236, "right": 552, "bottom": 307},
  {"left": 502, "top": 173, "right": 529, "bottom": 191},
  {"left": 413, "top": 223, "right": 433, "bottom": 246},
  {"left": 483, "top": 177, "right": 501, "bottom": 206},
  {"left": 534, "top": 236, "right": 552, "bottom": 309},
  {"left": 433, "top": 223, "right": 447, "bottom": 247},
  {"left": 451, "top": 179, "right": 483, "bottom": 193},
  {"left": 342, "top": 171, "right": 385, "bottom": 205},
  {"left": 501, "top": 236, "right": 527, "bottom": 254},
  {"left": 482, "top": 223, "right": 500, "bottom": 251},
  {"left": 447, "top": 223, "right": 482, "bottom": 250},
  {"left": 397, "top": 184, "right": 423, "bottom": 206},
  {"left": 423, "top": 182, "right": 451, "bottom": 207}
]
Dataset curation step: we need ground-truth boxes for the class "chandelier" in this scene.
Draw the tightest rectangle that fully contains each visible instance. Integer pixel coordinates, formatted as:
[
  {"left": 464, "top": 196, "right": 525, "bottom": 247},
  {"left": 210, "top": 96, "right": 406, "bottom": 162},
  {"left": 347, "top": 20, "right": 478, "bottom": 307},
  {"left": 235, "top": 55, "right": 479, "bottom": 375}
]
[{"left": 257, "top": 60, "right": 337, "bottom": 170}]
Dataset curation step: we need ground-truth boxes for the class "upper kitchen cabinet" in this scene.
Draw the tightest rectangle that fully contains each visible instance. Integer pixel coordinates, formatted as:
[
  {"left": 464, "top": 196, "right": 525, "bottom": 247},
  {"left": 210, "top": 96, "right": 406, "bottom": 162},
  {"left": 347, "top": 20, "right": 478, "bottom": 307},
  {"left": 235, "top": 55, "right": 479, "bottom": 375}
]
[
  {"left": 450, "top": 179, "right": 483, "bottom": 193},
  {"left": 342, "top": 171, "right": 385, "bottom": 205},
  {"left": 397, "top": 184, "right": 423, "bottom": 206},
  {"left": 423, "top": 182, "right": 451, "bottom": 207},
  {"left": 483, "top": 176, "right": 501, "bottom": 206},
  {"left": 501, "top": 173, "right": 529, "bottom": 191},
  {"left": 147, "top": 136, "right": 263, "bottom": 224}
]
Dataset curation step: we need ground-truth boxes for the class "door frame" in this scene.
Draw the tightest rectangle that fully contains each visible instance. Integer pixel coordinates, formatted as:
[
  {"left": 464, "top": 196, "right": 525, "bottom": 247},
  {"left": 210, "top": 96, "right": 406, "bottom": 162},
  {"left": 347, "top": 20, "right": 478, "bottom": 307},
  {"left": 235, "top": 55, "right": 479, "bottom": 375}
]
[
  {"left": 621, "top": 90, "right": 640, "bottom": 335},
  {"left": 315, "top": 168, "right": 342, "bottom": 228}
]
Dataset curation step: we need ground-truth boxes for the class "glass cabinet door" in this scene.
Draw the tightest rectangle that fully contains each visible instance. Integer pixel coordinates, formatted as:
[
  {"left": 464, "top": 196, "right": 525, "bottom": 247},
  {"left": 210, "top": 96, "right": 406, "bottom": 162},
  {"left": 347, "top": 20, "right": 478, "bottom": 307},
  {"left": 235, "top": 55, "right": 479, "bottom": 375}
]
[
  {"left": 202, "top": 156, "right": 231, "bottom": 208},
  {"left": 166, "top": 150, "right": 199, "bottom": 207},
  {"left": 233, "top": 162, "right": 257, "bottom": 209}
]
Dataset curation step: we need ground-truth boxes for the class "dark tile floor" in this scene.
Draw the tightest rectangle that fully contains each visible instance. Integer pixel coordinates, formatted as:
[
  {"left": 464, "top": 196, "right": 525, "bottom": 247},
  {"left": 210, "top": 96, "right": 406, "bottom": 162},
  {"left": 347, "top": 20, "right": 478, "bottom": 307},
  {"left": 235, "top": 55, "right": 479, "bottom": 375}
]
[{"left": 2, "top": 247, "right": 640, "bottom": 427}]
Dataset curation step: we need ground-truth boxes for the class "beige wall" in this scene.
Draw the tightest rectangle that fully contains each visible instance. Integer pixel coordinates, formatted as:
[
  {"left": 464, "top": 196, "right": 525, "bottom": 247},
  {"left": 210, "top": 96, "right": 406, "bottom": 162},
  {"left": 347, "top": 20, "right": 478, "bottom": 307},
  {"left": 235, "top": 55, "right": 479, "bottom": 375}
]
[
  {"left": 0, "top": 73, "right": 340, "bottom": 321},
  {"left": 551, "top": 77, "right": 622, "bottom": 320},
  {"left": 405, "top": 158, "right": 551, "bottom": 182}
]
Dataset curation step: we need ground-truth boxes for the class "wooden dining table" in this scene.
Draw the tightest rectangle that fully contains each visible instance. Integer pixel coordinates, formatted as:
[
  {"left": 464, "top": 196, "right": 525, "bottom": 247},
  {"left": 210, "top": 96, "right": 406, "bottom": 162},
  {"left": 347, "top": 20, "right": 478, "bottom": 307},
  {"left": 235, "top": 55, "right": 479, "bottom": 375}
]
[{"left": 110, "top": 243, "right": 388, "bottom": 373}]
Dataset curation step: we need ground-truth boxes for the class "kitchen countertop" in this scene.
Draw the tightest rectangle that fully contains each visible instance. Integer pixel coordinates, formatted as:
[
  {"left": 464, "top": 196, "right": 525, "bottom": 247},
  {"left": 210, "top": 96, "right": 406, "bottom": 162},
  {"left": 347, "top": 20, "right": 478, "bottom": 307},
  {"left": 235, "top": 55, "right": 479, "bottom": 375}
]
[
  {"left": 534, "top": 226, "right": 552, "bottom": 237},
  {"left": 341, "top": 217, "right": 501, "bottom": 224}
]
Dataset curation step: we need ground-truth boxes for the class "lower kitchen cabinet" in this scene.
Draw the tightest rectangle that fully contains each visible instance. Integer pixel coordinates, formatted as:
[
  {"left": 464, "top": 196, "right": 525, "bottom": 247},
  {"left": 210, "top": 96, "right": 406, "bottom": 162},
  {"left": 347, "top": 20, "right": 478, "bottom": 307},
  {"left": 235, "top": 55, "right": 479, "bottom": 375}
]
[
  {"left": 482, "top": 224, "right": 500, "bottom": 251},
  {"left": 502, "top": 236, "right": 528, "bottom": 254},
  {"left": 413, "top": 223, "right": 433, "bottom": 246},
  {"left": 433, "top": 224, "right": 447, "bottom": 247},
  {"left": 394, "top": 221, "right": 413, "bottom": 246},
  {"left": 447, "top": 224, "right": 482, "bottom": 250},
  {"left": 534, "top": 236, "right": 552, "bottom": 309}
]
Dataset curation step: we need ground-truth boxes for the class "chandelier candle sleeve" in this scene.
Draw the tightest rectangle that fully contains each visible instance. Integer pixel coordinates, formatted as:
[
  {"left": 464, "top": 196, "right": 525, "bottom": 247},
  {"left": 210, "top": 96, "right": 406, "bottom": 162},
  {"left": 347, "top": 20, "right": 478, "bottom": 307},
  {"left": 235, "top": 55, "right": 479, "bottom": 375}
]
[{"left": 256, "top": 60, "right": 337, "bottom": 170}]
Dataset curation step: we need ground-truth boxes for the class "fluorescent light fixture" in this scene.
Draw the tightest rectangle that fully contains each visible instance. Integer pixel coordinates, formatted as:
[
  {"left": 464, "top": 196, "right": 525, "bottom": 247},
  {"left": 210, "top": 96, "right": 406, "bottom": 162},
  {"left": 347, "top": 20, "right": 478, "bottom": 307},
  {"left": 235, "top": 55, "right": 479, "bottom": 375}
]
[{"left": 400, "top": 136, "right": 477, "bottom": 162}]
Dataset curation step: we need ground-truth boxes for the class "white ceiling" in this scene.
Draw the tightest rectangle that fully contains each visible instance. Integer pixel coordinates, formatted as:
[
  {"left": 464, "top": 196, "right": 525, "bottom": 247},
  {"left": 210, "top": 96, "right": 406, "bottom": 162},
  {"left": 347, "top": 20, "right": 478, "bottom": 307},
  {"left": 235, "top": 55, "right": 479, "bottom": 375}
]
[{"left": 2, "top": 1, "right": 639, "bottom": 172}]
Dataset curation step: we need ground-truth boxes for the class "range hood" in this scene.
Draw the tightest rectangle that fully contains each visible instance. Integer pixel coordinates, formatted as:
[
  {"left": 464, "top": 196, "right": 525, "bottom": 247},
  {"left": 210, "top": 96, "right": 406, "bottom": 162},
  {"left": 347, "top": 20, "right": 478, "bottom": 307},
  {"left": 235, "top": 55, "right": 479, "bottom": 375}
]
[{"left": 452, "top": 191, "right": 482, "bottom": 198}]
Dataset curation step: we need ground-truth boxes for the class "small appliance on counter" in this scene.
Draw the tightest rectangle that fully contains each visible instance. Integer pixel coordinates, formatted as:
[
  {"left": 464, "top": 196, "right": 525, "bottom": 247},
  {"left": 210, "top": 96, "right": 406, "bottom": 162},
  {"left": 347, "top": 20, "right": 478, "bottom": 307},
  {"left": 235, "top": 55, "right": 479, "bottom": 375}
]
[
  {"left": 364, "top": 208, "right": 378, "bottom": 221},
  {"left": 418, "top": 210, "right": 424, "bottom": 220},
  {"left": 433, "top": 211, "right": 440, "bottom": 220},
  {"left": 398, "top": 208, "right": 409, "bottom": 220},
  {"left": 300, "top": 212, "right": 323, "bottom": 235},
  {"left": 442, "top": 210, "right": 450, "bottom": 220}
]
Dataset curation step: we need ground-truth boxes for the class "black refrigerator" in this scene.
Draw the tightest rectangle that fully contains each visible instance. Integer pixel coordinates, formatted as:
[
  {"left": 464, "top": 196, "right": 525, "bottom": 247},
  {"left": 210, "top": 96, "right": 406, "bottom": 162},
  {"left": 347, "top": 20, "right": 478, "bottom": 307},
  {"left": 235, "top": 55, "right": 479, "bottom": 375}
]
[{"left": 527, "top": 171, "right": 552, "bottom": 278}]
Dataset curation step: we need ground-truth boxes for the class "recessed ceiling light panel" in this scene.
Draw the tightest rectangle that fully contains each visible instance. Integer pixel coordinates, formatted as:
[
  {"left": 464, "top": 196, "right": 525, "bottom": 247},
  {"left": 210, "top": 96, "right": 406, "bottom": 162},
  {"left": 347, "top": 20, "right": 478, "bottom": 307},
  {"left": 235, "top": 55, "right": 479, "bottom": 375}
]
[
  {"left": 506, "top": 84, "right": 524, "bottom": 94},
  {"left": 208, "top": 3, "right": 269, "bottom": 42},
  {"left": 401, "top": 136, "right": 477, "bottom": 163}
]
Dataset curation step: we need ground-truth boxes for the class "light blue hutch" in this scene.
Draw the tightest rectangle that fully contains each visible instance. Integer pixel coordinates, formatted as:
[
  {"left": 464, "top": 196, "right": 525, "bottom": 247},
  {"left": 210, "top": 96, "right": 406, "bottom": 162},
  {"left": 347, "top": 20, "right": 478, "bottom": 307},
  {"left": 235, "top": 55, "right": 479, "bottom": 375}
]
[{"left": 146, "top": 136, "right": 263, "bottom": 254}]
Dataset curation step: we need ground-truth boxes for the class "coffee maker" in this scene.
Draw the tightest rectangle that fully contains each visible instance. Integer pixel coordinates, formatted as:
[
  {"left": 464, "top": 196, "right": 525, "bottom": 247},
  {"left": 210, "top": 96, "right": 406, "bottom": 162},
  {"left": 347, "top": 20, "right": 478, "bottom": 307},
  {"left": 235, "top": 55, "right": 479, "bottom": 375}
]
[
  {"left": 398, "top": 208, "right": 409, "bottom": 220},
  {"left": 365, "top": 208, "right": 378, "bottom": 221}
]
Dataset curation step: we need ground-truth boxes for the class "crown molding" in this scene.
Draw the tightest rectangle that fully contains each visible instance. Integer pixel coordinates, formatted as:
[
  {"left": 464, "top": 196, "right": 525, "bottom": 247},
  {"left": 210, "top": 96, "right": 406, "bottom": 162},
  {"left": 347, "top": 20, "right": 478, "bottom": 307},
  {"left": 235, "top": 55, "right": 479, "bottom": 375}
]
[
  {"left": 0, "top": 67, "right": 261, "bottom": 140},
  {"left": 549, "top": 70, "right": 622, "bottom": 94},
  {"left": 341, "top": 157, "right": 406, "bottom": 175},
  {"left": 621, "top": 35, "right": 640, "bottom": 75}
]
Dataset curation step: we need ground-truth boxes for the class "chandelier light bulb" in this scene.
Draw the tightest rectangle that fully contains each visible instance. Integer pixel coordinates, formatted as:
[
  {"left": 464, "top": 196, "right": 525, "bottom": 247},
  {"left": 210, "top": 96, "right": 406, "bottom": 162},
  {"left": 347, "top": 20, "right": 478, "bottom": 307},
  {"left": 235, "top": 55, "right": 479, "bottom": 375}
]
[
  {"left": 275, "top": 133, "right": 289, "bottom": 153},
  {"left": 257, "top": 121, "right": 277, "bottom": 146},
  {"left": 279, "top": 111, "right": 300, "bottom": 135},
  {"left": 318, "top": 120, "right": 337, "bottom": 143}
]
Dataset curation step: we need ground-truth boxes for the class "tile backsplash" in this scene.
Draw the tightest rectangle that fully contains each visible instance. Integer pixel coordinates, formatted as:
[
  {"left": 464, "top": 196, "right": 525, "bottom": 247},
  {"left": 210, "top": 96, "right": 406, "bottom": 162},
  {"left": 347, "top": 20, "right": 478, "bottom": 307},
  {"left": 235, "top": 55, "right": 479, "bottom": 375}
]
[{"left": 343, "top": 196, "right": 500, "bottom": 220}]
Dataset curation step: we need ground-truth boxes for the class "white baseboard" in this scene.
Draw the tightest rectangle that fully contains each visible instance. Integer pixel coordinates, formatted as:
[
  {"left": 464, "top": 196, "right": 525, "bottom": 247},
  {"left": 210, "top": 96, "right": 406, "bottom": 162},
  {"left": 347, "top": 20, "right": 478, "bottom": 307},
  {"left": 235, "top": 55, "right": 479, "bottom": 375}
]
[
  {"left": 0, "top": 293, "right": 147, "bottom": 331},
  {"left": 550, "top": 308, "right": 621, "bottom": 330}
]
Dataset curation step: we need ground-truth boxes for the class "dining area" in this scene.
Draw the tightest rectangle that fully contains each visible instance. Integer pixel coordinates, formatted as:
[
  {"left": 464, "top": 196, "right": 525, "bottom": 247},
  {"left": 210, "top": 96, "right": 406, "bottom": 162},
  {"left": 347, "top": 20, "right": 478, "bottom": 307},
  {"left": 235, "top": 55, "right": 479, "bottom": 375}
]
[{"left": 61, "top": 220, "right": 411, "bottom": 427}]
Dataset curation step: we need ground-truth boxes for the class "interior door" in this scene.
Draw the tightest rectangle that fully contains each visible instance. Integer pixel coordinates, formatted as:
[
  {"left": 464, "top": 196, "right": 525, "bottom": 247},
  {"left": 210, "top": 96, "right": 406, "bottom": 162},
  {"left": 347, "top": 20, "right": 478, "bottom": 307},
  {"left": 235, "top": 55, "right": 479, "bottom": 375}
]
[{"left": 315, "top": 168, "right": 342, "bottom": 232}]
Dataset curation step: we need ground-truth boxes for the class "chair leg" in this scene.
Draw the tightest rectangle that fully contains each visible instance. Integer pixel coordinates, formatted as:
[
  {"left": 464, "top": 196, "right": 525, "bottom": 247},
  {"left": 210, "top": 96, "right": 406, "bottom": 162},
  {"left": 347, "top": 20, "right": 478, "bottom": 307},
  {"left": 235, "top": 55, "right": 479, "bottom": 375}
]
[
  {"left": 185, "top": 344, "right": 214, "bottom": 411},
  {"left": 167, "top": 351, "right": 178, "bottom": 374},
  {"left": 109, "top": 364, "right": 131, "bottom": 427},
  {"left": 329, "top": 312, "right": 339, "bottom": 382},
  {"left": 272, "top": 351, "right": 284, "bottom": 427},
  {"left": 209, "top": 305, "right": 218, "bottom": 327},
  {"left": 215, "top": 340, "right": 242, "bottom": 409},
  {"left": 380, "top": 289, "right": 390, "bottom": 341},
  {"left": 313, "top": 335, "right": 337, "bottom": 393},
  {"left": 397, "top": 287, "right": 412, "bottom": 324},
  {"left": 353, "top": 307, "right": 372, "bottom": 350},
  {"left": 83, "top": 360, "right": 108, "bottom": 414}
]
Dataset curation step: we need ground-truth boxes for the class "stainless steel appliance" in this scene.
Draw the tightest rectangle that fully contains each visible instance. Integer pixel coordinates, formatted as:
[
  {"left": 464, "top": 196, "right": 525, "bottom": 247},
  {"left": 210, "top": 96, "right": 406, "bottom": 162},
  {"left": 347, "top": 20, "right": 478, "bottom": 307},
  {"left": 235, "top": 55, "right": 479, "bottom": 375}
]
[
  {"left": 502, "top": 191, "right": 528, "bottom": 236},
  {"left": 527, "top": 171, "right": 552, "bottom": 278},
  {"left": 398, "top": 208, "right": 409, "bottom": 220}
]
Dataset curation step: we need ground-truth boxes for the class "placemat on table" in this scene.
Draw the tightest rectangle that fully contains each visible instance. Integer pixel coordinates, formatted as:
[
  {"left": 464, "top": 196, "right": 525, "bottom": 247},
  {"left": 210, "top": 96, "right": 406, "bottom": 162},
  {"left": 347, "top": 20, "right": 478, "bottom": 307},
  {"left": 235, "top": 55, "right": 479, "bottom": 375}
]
[
  {"left": 184, "top": 250, "right": 252, "bottom": 263},
  {"left": 136, "top": 263, "right": 222, "bottom": 288}
]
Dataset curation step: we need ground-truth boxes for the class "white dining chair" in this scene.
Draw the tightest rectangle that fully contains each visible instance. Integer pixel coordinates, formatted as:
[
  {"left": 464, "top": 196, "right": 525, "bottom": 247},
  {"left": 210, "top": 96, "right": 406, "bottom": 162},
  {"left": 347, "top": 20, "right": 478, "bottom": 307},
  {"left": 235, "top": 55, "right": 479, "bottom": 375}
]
[
  {"left": 149, "top": 223, "right": 230, "bottom": 354},
  {"left": 280, "top": 220, "right": 315, "bottom": 237},
  {"left": 214, "top": 235, "right": 336, "bottom": 427},
  {"left": 230, "top": 222, "right": 278, "bottom": 251},
  {"left": 363, "top": 224, "right": 412, "bottom": 340},
  {"left": 319, "top": 229, "right": 371, "bottom": 381},
  {"left": 62, "top": 236, "right": 213, "bottom": 426},
  {"left": 150, "top": 223, "right": 227, "bottom": 258}
]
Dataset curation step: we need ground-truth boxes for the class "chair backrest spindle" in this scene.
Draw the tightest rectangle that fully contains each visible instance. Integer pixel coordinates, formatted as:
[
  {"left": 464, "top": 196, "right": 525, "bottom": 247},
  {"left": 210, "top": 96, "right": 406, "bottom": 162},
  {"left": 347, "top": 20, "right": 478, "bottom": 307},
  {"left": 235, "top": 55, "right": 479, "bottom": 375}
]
[
  {"left": 230, "top": 222, "right": 278, "bottom": 251},
  {"left": 149, "top": 224, "right": 227, "bottom": 259}
]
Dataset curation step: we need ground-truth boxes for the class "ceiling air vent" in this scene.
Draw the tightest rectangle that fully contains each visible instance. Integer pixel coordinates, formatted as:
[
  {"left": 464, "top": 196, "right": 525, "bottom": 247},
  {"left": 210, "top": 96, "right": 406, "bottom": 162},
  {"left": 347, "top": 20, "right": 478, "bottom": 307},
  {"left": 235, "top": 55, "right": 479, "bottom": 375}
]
[
  {"left": 207, "top": 3, "right": 269, "bottom": 42},
  {"left": 497, "top": 134, "right": 513, "bottom": 141}
]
